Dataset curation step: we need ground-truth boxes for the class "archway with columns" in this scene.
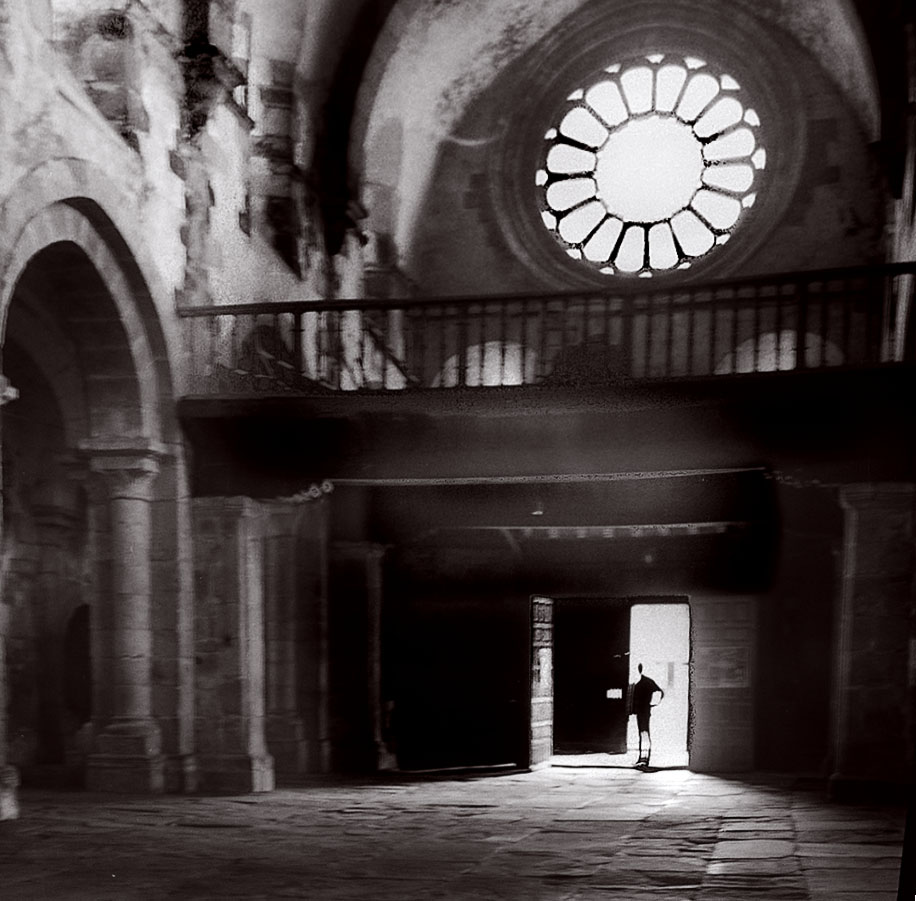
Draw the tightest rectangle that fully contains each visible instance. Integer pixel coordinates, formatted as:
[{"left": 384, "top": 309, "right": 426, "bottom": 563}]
[{"left": 0, "top": 194, "right": 194, "bottom": 804}]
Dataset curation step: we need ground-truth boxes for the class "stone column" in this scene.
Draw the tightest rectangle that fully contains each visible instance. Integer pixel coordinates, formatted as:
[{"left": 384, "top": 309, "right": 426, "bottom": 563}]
[
  {"left": 263, "top": 501, "right": 309, "bottom": 775},
  {"left": 0, "top": 373, "right": 20, "bottom": 816},
  {"left": 84, "top": 445, "right": 165, "bottom": 793},
  {"left": 193, "top": 498, "right": 274, "bottom": 792},
  {"left": 0, "top": 599, "right": 19, "bottom": 818},
  {"left": 832, "top": 484, "right": 915, "bottom": 795},
  {"left": 365, "top": 545, "right": 396, "bottom": 770},
  {"left": 328, "top": 542, "right": 392, "bottom": 771},
  {"left": 304, "top": 498, "right": 332, "bottom": 773}
]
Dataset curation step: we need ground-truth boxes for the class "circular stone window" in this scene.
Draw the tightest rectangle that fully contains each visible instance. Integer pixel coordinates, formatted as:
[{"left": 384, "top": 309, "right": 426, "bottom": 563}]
[{"left": 537, "top": 54, "right": 766, "bottom": 277}]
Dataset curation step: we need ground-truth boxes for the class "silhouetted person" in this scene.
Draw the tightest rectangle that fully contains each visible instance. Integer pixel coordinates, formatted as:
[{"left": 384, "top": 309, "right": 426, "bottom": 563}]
[{"left": 632, "top": 663, "right": 664, "bottom": 767}]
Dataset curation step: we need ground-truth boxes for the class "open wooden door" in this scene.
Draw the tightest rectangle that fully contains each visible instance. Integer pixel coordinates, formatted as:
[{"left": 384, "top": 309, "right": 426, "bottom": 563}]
[
  {"left": 554, "top": 600, "right": 631, "bottom": 754},
  {"left": 529, "top": 596, "right": 554, "bottom": 768}
]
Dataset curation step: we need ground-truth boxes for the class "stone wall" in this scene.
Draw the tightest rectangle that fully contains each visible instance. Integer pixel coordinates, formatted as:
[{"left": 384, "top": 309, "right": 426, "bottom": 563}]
[
  {"left": 192, "top": 494, "right": 336, "bottom": 787},
  {"left": 832, "top": 484, "right": 915, "bottom": 794},
  {"left": 192, "top": 498, "right": 274, "bottom": 792}
]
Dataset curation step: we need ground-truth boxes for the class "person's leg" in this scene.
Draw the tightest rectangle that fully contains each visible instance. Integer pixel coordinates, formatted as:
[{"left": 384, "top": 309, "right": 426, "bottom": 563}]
[{"left": 636, "top": 714, "right": 649, "bottom": 765}]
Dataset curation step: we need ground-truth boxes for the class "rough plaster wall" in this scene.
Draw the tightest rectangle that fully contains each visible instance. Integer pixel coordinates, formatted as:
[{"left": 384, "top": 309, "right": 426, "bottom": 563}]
[
  {"left": 890, "top": 37, "right": 916, "bottom": 356},
  {"left": 357, "top": 0, "right": 880, "bottom": 276},
  {"left": 0, "top": 0, "right": 334, "bottom": 313},
  {"left": 0, "top": 4, "right": 186, "bottom": 302},
  {"left": 360, "top": 0, "right": 580, "bottom": 256},
  {"left": 408, "top": 36, "right": 883, "bottom": 295},
  {"left": 207, "top": 0, "right": 342, "bottom": 300},
  {"left": 52, "top": 1, "right": 182, "bottom": 36},
  {"left": 743, "top": 54, "right": 884, "bottom": 275},
  {"left": 198, "top": 103, "right": 305, "bottom": 305}
]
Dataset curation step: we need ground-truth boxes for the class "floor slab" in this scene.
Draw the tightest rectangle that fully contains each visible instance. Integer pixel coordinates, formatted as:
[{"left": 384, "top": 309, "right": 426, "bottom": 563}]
[{"left": 0, "top": 769, "right": 906, "bottom": 900}]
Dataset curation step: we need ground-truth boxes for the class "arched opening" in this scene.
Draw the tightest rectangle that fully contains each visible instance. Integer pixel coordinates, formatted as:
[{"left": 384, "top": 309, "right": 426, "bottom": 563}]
[
  {"left": 2, "top": 241, "right": 145, "bottom": 785},
  {"left": 0, "top": 204, "right": 184, "bottom": 790}
]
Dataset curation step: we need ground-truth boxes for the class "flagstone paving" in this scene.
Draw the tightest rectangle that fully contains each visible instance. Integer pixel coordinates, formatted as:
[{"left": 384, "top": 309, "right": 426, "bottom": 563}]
[{"left": 0, "top": 767, "right": 906, "bottom": 900}]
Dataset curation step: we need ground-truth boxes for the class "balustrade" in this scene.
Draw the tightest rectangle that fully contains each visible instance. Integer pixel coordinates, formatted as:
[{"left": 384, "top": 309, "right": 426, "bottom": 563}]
[{"left": 179, "top": 263, "right": 915, "bottom": 397}]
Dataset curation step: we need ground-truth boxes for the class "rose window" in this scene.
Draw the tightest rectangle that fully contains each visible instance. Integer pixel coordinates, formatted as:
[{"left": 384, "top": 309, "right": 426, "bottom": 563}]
[{"left": 537, "top": 55, "right": 766, "bottom": 276}]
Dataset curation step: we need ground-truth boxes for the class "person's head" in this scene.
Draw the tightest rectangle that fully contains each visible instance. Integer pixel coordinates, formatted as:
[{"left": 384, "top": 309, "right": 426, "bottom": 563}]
[{"left": 637, "top": 663, "right": 643, "bottom": 675}]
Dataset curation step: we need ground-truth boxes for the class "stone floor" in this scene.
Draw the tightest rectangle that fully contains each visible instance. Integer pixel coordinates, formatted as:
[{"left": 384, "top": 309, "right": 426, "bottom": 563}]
[{"left": 0, "top": 765, "right": 907, "bottom": 900}]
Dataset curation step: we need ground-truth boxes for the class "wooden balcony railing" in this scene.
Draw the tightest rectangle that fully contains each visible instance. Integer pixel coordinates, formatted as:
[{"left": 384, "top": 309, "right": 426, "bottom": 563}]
[{"left": 179, "top": 263, "right": 916, "bottom": 397}]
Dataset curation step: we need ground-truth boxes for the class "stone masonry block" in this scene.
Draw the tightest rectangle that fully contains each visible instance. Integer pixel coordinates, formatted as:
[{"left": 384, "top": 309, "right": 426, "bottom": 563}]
[
  {"left": 0, "top": 767, "right": 19, "bottom": 820},
  {"left": 86, "top": 754, "right": 165, "bottom": 793}
]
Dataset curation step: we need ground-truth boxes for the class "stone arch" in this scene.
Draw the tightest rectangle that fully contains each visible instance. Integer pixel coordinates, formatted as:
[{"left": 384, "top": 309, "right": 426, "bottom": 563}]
[
  {"left": 0, "top": 159, "right": 181, "bottom": 444},
  {"left": 2, "top": 205, "right": 158, "bottom": 441},
  {"left": 0, "top": 164, "right": 194, "bottom": 796}
]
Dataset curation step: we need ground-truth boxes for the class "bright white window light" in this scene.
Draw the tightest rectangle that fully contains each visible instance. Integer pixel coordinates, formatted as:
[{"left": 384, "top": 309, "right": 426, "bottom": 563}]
[
  {"left": 538, "top": 54, "right": 764, "bottom": 276},
  {"left": 596, "top": 118, "right": 704, "bottom": 222}
]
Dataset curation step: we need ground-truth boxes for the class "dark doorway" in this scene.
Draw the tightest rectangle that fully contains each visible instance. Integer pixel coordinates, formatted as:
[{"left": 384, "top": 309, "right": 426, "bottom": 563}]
[
  {"left": 554, "top": 599, "right": 630, "bottom": 753},
  {"left": 390, "top": 588, "right": 528, "bottom": 771}
]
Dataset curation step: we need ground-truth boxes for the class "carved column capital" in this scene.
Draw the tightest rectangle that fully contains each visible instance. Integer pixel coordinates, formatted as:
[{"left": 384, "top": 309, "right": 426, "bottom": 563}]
[
  {"left": 839, "top": 482, "right": 916, "bottom": 512},
  {"left": 79, "top": 439, "right": 168, "bottom": 500},
  {"left": 0, "top": 374, "right": 19, "bottom": 406}
]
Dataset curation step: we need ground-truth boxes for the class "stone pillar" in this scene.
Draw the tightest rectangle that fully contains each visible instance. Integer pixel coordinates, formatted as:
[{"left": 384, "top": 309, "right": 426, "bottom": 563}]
[
  {"left": 328, "top": 542, "right": 392, "bottom": 771},
  {"left": 0, "top": 373, "right": 20, "bottom": 816},
  {"left": 832, "top": 484, "right": 915, "bottom": 795},
  {"left": 0, "top": 599, "right": 19, "bottom": 818},
  {"left": 84, "top": 446, "right": 165, "bottom": 793},
  {"left": 263, "top": 501, "right": 309, "bottom": 775},
  {"left": 303, "top": 498, "right": 332, "bottom": 773},
  {"left": 193, "top": 498, "right": 274, "bottom": 792},
  {"left": 366, "top": 545, "right": 396, "bottom": 770}
]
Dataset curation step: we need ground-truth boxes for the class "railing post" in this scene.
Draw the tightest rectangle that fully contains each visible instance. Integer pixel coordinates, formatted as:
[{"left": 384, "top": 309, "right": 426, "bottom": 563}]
[
  {"left": 414, "top": 308, "right": 426, "bottom": 386},
  {"left": 841, "top": 277, "right": 852, "bottom": 366},
  {"left": 752, "top": 287, "right": 761, "bottom": 373},
  {"left": 665, "top": 291, "right": 674, "bottom": 378},
  {"left": 644, "top": 292, "right": 653, "bottom": 378},
  {"left": 500, "top": 301, "right": 509, "bottom": 386},
  {"left": 292, "top": 311, "right": 303, "bottom": 383},
  {"left": 538, "top": 300, "right": 549, "bottom": 382},
  {"left": 438, "top": 305, "right": 447, "bottom": 387},
  {"left": 878, "top": 271, "right": 894, "bottom": 364},
  {"left": 730, "top": 288, "right": 740, "bottom": 374},
  {"left": 620, "top": 295, "right": 633, "bottom": 379},
  {"left": 175, "top": 262, "right": 915, "bottom": 399},
  {"left": 685, "top": 290, "right": 695, "bottom": 377},
  {"left": 335, "top": 310, "right": 344, "bottom": 389},
  {"left": 795, "top": 279, "right": 808, "bottom": 371}
]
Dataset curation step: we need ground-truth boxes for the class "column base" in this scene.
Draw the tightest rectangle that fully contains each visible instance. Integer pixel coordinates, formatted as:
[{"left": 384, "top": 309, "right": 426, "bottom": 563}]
[
  {"left": 164, "top": 754, "right": 199, "bottom": 793},
  {"left": 304, "top": 738, "right": 333, "bottom": 774},
  {"left": 86, "top": 720, "right": 165, "bottom": 793},
  {"left": 266, "top": 716, "right": 309, "bottom": 776},
  {"left": 0, "top": 766, "right": 19, "bottom": 820},
  {"left": 198, "top": 754, "right": 275, "bottom": 793},
  {"left": 376, "top": 743, "right": 398, "bottom": 772}
]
